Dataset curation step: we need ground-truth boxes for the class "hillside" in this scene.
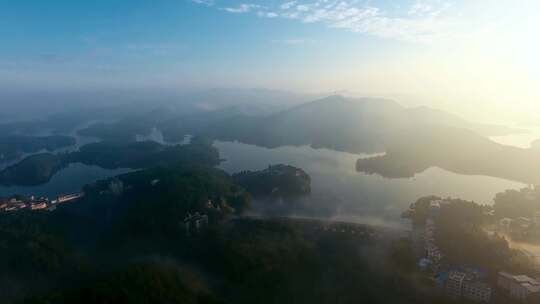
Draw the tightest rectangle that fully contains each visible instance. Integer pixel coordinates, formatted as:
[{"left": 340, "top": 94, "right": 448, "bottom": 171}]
[
  {"left": 0, "top": 153, "right": 66, "bottom": 186},
  {"left": 356, "top": 127, "right": 540, "bottom": 184},
  {"left": 202, "top": 95, "right": 522, "bottom": 154},
  {"left": 0, "top": 139, "right": 221, "bottom": 186}
]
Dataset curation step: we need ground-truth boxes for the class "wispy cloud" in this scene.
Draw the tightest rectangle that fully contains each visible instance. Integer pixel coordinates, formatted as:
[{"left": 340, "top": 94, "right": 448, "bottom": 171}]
[
  {"left": 193, "top": 1, "right": 462, "bottom": 44},
  {"left": 222, "top": 4, "right": 263, "bottom": 14},
  {"left": 189, "top": 0, "right": 214, "bottom": 6}
]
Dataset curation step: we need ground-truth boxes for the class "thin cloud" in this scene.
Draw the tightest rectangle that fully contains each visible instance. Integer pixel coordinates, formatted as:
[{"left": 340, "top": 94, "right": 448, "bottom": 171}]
[
  {"left": 189, "top": 0, "right": 214, "bottom": 6},
  {"left": 193, "top": 1, "right": 462, "bottom": 44},
  {"left": 222, "top": 4, "right": 262, "bottom": 14}
]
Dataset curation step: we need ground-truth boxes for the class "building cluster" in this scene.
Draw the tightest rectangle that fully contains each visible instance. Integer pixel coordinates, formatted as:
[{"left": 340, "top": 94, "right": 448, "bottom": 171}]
[
  {"left": 425, "top": 217, "right": 443, "bottom": 264},
  {"left": 417, "top": 200, "right": 446, "bottom": 271},
  {"left": 444, "top": 269, "right": 492, "bottom": 303},
  {"left": 0, "top": 192, "right": 85, "bottom": 213},
  {"left": 498, "top": 272, "right": 540, "bottom": 302},
  {"left": 410, "top": 197, "right": 540, "bottom": 303},
  {"left": 414, "top": 199, "right": 494, "bottom": 303}
]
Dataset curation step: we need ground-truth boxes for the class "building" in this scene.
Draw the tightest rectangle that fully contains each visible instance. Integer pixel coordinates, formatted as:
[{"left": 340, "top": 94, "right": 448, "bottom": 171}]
[
  {"left": 426, "top": 244, "right": 443, "bottom": 262},
  {"left": 30, "top": 202, "right": 48, "bottom": 210},
  {"left": 462, "top": 281, "right": 492, "bottom": 303},
  {"left": 446, "top": 271, "right": 466, "bottom": 298},
  {"left": 9, "top": 197, "right": 21, "bottom": 204},
  {"left": 183, "top": 212, "right": 209, "bottom": 236},
  {"left": 57, "top": 192, "right": 84, "bottom": 204},
  {"left": 498, "top": 272, "right": 540, "bottom": 302},
  {"left": 442, "top": 268, "right": 492, "bottom": 302}
]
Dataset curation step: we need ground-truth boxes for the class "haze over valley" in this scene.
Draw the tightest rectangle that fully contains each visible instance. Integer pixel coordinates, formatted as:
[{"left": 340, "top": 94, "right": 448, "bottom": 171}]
[{"left": 2, "top": 1, "right": 540, "bottom": 303}]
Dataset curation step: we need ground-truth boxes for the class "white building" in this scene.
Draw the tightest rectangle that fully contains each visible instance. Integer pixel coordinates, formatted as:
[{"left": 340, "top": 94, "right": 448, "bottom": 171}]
[
  {"left": 462, "top": 281, "right": 492, "bottom": 303},
  {"left": 498, "top": 272, "right": 540, "bottom": 302},
  {"left": 446, "top": 271, "right": 466, "bottom": 298}
]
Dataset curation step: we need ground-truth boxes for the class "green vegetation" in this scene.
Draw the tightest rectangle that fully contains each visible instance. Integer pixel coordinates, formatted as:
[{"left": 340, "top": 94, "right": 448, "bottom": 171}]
[
  {"left": 0, "top": 153, "right": 66, "bottom": 186},
  {"left": 70, "top": 139, "right": 220, "bottom": 169},
  {"left": 0, "top": 139, "right": 220, "bottom": 186},
  {"left": 0, "top": 135, "right": 75, "bottom": 164},
  {"left": 493, "top": 187, "right": 540, "bottom": 219},
  {"left": 0, "top": 210, "right": 89, "bottom": 301},
  {"left": 1, "top": 162, "right": 461, "bottom": 304},
  {"left": 232, "top": 164, "right": 311, "bottom": 200},
  {"left": 409, "top": 196, "right": 536, "bottom": 275},
  {"left": 434, "top": 200, "right": 511, "bottom": 272},
  {"left": 23, "top": 262, "right": 222, "bottom": 304},
  {"left": 8, "top": 213, "right": 461, "bottom": 304},
  {"left": 0, "top": 164, "right": 249, "bottom": 303}
]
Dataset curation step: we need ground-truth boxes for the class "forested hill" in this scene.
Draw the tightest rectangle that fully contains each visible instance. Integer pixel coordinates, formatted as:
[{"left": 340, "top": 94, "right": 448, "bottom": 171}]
[
  {"left": 0, "top": 139, "right": 221, "bottom": 186},
  {"left": 199, "top": 95, "right": 522, "bottom": 154},
  {"left": 0, "top": 164, "right": 250, "bottom": 303},
  {"left": 356, "top": 126, "right": 540, "bottom": 184}
]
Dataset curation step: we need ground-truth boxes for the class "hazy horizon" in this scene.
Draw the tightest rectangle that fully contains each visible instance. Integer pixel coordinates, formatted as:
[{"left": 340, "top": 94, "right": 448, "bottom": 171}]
[
  {"left": 2, "top": 0, "right": 539, "bottom": 124},
  {"left": 2, "top": 2, "right": 540, "bottom": 303}
]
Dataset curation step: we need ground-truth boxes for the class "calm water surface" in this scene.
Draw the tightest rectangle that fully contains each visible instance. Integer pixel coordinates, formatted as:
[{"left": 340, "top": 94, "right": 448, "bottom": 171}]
[
  {"left": 0, "top": 136, "right": 526, "bottom": 229},
  {"left": 0, "top": 163, "right": 131, "bottom": 198},
  {"left": 489, "top": 126, "right": 540, "bottom": 148},
  {"left": 0, "top": 130, "right": 186, "bottom": 198},
  {"left": 215, "top": 140, "right": 525, "bottom": 229}
]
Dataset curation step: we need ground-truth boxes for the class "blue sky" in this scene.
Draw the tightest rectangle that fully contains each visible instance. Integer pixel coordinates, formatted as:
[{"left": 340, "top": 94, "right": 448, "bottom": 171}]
[
  {"left": 1, "top": 0, "right": 539, "bottom": 122},
  {"left": 0, "top": 0, "right": 451, "bottom": 88}
]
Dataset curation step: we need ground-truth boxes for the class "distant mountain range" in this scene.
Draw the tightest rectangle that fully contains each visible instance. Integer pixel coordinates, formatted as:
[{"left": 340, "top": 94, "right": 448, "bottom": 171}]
[
  {"left": 200, "top": 95, "right": 524, "bottom": 154},
  {"left": 4, "top": 90, "right": 535, "bottom": 184}
]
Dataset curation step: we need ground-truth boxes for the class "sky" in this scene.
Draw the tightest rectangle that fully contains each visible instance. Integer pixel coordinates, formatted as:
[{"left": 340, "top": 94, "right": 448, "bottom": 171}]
[{"left": 1, "top": 0, "right": 539, "bottom": 123}]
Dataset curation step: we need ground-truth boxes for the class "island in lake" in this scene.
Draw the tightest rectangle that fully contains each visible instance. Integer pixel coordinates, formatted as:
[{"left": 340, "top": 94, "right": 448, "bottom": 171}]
[{"left": 232, "top": 164, "right": 311, "bottom": 200}]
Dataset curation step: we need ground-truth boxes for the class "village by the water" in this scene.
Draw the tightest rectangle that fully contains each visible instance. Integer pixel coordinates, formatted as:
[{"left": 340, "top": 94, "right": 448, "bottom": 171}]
[
  {"left": 403, "top": 192, "right": 540, "bottom": 303},
  {"left": 0, "top": 192, "right": 84, "bottom": 212}
]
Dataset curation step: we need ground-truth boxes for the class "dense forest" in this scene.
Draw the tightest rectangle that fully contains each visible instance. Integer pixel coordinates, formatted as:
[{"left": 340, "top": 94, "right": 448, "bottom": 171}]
[
  {"left": 0, "top": 138, "right": 221, "bottom": 186},
  {"left": 0, "top": 150, "right": 464, "bottom": 304},
  {"left": 232, "top": 164, "right": 311, "bottom": 200}
]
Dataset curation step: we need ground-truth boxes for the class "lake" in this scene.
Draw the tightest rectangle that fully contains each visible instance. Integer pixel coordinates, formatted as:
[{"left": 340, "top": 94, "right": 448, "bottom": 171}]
[
  {"left": 0, "top": 163, "right": 131, "bottom": 198},
  {"left": 0, "top": 131, "right": 186, "bottom": 199},
  {"left": 0, "top": 137, "right": 526, "bottom": 229},
  {"left": 215, "top": 141, "right": 525, "bottom": 229},
  {"left": 489, "top": 126, "right": 540, "bottom": 149}
]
